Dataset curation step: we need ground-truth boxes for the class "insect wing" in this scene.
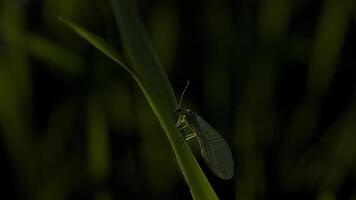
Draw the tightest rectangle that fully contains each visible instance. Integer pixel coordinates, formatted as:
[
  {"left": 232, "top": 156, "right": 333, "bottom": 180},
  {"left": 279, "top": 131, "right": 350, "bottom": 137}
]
[{"left": 194, "top": 114, "right": 234, "bottom": 180}]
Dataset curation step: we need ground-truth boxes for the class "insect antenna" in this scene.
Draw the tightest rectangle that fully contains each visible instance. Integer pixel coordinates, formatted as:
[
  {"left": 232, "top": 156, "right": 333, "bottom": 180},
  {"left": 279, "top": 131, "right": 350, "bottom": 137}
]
[{"left": 177, "top": 81, "right": 190, "bottom": 108}]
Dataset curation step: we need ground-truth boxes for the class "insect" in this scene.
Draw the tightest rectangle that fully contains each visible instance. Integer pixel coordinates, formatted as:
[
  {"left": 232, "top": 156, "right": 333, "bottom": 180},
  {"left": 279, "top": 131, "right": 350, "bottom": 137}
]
[{"left": 175, "top": 81, "right": 234, "bottom": 180}]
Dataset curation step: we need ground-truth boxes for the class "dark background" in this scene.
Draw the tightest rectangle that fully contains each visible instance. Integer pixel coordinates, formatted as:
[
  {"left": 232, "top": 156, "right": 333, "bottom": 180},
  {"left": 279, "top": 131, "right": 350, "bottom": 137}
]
[{"left": 0, "top": 0, "right": 355, "bottom": 199}]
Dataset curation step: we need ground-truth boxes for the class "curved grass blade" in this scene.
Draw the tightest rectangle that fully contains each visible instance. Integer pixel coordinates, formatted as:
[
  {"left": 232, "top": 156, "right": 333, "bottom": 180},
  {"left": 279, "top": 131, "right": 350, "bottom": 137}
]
[
  {"left": 110, "top": 0, "right": 219, "bottom": 199},
  {"left": 58, "top": 17, "right": 134, "bottom": 77},
  {"left": 60, "top": 0, "right": 220, "bottom": 199}
]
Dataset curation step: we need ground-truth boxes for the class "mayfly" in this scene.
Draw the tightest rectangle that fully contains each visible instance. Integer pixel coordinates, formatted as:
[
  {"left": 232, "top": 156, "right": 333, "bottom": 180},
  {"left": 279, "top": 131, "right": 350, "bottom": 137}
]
[{"left": 175, "top": 81, "right": 234, "bottom": 180}]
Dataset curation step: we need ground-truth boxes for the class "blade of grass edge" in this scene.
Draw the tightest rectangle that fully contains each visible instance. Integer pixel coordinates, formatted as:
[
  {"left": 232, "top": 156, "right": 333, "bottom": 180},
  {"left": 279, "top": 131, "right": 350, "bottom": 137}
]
[
  {"left": 60, "top": 17, "right": 219, "bottom": 200},
  {"left": 110, "top": 0, "right": 219, "bottom": 199},
  {"left": 59, "top": 17, "right": 135, "bottom": 77}
]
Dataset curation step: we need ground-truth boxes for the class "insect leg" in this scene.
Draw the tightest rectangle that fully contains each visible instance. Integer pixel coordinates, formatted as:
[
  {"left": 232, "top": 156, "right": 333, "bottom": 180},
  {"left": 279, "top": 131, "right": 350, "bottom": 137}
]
[
  {"left": 177, "top": 120, "right": 189, "bottom": 130},
  {"left": 185, "top": 132, "right": 197, "bottom": 140},
  {"left": 183, "top": 122, "right": 197, "bottom": 140},
  {"left": 176, "top": 115, "right": 186, "bottom": 127},
  {"left": 176, "top": 120, "right": 196, "bottom": 139},
  {"left": 176, "top": 116, "right": 199, "bottom": 140}
]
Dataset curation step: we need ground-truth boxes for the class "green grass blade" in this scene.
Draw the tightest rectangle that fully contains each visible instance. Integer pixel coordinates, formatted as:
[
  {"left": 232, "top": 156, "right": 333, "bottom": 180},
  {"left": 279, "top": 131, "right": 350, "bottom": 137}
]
[
  {"left": 111, "top": 1, "right": 220, "bottom": 198},
  {"left": 60, "top": 0, "right": 220, "bottom": 198},
  {"left": 59, "top": 17, "right": 135, "bottom": 77}
]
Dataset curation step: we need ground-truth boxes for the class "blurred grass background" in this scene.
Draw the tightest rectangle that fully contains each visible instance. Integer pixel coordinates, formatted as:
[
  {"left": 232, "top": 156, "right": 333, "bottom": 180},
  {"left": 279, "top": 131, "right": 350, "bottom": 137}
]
[{"left": 0, "top": 0, "right": 355, "bottom": 199}]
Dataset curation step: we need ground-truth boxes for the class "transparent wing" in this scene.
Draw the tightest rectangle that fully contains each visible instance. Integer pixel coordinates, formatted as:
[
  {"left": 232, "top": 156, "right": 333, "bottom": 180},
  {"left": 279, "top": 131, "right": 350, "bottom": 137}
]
[{"left": 194, "top": 114, "right": 234, "bottom": 180}]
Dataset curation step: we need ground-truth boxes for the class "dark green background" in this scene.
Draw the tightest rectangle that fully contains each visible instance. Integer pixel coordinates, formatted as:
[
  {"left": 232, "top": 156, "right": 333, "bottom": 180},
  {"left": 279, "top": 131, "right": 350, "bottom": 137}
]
[{"left": 0, "top": 0, "right": 355, "bottom": 199}]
